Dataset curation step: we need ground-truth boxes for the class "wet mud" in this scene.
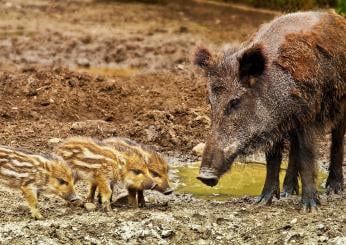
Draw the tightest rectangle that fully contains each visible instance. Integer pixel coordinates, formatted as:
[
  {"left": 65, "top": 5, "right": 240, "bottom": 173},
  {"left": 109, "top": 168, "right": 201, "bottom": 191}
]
[{"left": 0, "top": 0, "right": 344, "bottom": 244}]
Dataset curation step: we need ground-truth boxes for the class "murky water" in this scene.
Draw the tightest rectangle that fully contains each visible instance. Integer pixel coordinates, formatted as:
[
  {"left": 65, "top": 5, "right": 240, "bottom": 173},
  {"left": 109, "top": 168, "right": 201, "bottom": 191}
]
[{"left": 176, "top": 162, "right": 327, "bottom": 200}]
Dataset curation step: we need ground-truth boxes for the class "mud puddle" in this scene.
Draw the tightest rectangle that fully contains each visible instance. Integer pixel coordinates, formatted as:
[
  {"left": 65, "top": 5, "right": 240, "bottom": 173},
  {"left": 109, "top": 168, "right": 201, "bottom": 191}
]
[{"left": 175, "top": 162, "right": 327, "bottom": 200}]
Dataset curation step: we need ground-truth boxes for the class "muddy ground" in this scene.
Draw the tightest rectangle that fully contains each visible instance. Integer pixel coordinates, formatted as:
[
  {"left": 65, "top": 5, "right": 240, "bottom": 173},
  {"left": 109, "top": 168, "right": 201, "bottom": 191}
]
[{"left": 0, "top": 0, "right": 345, "bottom": 244}]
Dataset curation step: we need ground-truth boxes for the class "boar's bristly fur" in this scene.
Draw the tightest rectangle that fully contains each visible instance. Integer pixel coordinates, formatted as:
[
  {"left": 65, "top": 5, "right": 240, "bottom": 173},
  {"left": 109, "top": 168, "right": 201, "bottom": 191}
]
[{"left": 196, "top": 11, "right": 345, "bottom": 212}]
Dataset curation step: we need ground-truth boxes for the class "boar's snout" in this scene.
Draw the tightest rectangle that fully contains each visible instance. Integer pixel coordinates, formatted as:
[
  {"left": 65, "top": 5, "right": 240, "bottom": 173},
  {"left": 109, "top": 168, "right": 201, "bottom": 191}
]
[{"left": 197, "top": 167, "right": 219, "bottom": 187}]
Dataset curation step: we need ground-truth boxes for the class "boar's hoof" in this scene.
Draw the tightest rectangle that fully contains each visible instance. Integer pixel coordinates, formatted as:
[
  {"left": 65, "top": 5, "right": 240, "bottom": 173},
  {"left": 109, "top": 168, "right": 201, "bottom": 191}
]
[
  {"left": 281, "top": 184, "right": 299, "bottom": 197},
  {"left": 326, "top": 178, "right": 344, "bottom": 195},
  {"left": 256, "top": 188, "right": 279, "bottom": 205},
  {"left": 197, "top": 175, "right": 218, "bottom": 187},
  {"left": 301, "top": 198, "right": 320, "bottom": 213}
]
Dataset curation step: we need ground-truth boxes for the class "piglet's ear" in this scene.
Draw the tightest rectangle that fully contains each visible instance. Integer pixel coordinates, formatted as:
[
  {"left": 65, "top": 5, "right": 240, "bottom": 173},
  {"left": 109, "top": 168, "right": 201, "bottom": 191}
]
[
  {"left": 238, "top": 45, "right": 267, "bottom": 81},
  {"left": 194, "top": 47, "right": 212, "bottom": 69}
]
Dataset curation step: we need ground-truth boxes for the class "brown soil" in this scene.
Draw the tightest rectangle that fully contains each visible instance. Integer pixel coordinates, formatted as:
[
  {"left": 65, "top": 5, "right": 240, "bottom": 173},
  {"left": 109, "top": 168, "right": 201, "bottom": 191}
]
[{"left": 0, "top": 0, "right": 344, "bottom": 244}]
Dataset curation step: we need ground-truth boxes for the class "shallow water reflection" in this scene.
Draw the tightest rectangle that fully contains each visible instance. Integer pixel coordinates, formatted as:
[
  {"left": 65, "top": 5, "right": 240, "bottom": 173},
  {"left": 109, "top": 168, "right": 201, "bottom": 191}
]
[{"left": 176, "top": 162, "right": 327, "bottom": 200}]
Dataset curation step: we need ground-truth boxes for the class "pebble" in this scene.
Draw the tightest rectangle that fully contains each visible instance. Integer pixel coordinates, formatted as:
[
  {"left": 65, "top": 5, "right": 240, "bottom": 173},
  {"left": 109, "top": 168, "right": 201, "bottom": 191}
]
[
  {"left": 84, "top": 203, "right": 97, "bottom": 211},
  {"left": 192, "top": 143, "right": 205, "bottom": 156},
  {"left": 290, "top": 218, "right": 298, "bottom": 225},
  {"left": 316, "top": 224, "right": 325, "bottom": 230},
  {"left": 318, "top": 236, "right": 328, "bottom": 242},
  {"left": 48, "top": 138, "right": 63, "bottom": 145},
  {"left": 161, "top": 230, "right": 174, "bottom": 238},
  {"left": 77, "top": 57, "right": 90, "bottom": 68}
]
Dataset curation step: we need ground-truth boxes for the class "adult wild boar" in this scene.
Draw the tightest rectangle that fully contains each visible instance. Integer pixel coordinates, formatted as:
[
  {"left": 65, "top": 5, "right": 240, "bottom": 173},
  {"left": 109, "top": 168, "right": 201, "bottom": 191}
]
[{"left": 195, "top": 11, "right": 345, "bottom": 212}]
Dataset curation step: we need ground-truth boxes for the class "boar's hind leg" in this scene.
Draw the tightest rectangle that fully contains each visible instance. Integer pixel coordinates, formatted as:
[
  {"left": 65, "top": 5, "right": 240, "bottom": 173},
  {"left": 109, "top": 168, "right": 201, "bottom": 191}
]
[
  {"left": 21, "top": 185, "right": 43, "bottom": 220},
  {"left": 281, "top": 133, "right": 300, "bottom": 197},
  {"left": 326, "top": 119, "right": 345, "bottom": 194},
  {"left": 295, "top": 128, "right": 320, "bottom": 213},
  {"left": 256, "top": 140, "right": 284, "bottom": 205}
]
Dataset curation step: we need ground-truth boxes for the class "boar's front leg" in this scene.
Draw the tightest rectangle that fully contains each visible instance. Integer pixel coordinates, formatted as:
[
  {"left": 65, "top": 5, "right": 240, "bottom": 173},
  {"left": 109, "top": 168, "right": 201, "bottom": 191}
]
[
  {"left": 326, "top": 118, "right": 345, "bottom": 194},
  {"left": 256, "top": 140, "right": 284, "bottom": 204},
  {"left": 21, "top": 185, "right": 43, "bottom": 220},
  {"left": 295, "top": 128, "right": 320, "bottom": 212},
  {"left": 281, "top": 132, "right": 300, "bottom": 197}
]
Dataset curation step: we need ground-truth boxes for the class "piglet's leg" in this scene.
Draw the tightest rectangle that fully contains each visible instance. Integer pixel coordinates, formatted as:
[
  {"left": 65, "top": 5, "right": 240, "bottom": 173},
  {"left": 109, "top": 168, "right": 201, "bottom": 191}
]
[
  {"left": 21, "top": 186, "right": 43, "bottom": 220},
  {"left": 138, "top": 190, "right": 146, "bottom": 208},
  {"left": 96, "top": 177, "right": 112, "bottom": 212},
  {"left": 128, "top": 189, "right": 138, "bottom": 208},
  {"left": 87, "top": 183, "right": 97, "bottom": 203},
  {"left": 257, "top": 140, "right": 283, "bottom": 205}
]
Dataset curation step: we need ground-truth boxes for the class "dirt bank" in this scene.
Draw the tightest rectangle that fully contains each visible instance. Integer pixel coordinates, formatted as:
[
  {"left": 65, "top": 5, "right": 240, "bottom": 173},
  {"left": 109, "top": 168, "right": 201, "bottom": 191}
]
[{"left": 0, "top": 0, "right": 344, "bottom": 244}]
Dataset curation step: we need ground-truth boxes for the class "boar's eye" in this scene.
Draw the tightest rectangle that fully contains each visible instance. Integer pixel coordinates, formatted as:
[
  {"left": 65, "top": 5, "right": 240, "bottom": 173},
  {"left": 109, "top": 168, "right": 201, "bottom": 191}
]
[
  {"left": 225, "top": 98, "right": 240, "bottom": 115},
  {"left": 150, "top": 170, "right": 160, "bottom": 178},
  {"left": 131, "top": 169, "right": 143, "bottom": 175},
  {"left": 57, "top": 178, "right": 68, "bottom": 185}
]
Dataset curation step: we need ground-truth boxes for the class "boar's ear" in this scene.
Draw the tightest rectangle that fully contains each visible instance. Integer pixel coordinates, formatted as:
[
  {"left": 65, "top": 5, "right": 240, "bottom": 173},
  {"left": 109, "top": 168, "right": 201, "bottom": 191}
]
[
  {"left": 194, "top": 47, "right": 213, "bottom": 71},
  {"left": 238, "top": 45, "right": 267, "bottom": 86}
]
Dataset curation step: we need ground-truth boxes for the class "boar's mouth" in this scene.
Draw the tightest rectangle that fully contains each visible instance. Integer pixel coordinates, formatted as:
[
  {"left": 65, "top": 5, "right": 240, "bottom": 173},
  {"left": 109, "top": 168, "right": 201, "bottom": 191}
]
[
  {"left": 197, "top": 170, "right": 219, "bottom": 186},
  {"left": 197, "top": 128, "right": 277, "bottom": 187}
]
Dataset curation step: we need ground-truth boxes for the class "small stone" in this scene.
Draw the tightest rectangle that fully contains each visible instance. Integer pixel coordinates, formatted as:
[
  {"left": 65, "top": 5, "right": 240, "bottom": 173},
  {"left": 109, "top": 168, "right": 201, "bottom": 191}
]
[
  {"left": 318, "top": 236, "right": 328, "bottom": 242},
  {"left": 48, "top": 138, "right": 63, "bottom": 145},
  {"left": 161, "top": 230, "right": 174, "bottom": 238},
  {"left": 316, "top": 224, "right": 325, "bottom": 230},
  {"left": 192, "top": 143, "right": 205, "bottom": 156},
  {"left": 84, "top": 202, "right": 96, "bottom": 211},
  {"left": 40, "top": 100, "right": 50, "bottom": 106},
  {"left": 290, "top": 218, "right": 298, "bottom": 225},
  {"left": 177, "top": 64, "right": 184, "bottom": 70},
  {"left": 77, "top": 57, "right": 90, "bottom": 68}
]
